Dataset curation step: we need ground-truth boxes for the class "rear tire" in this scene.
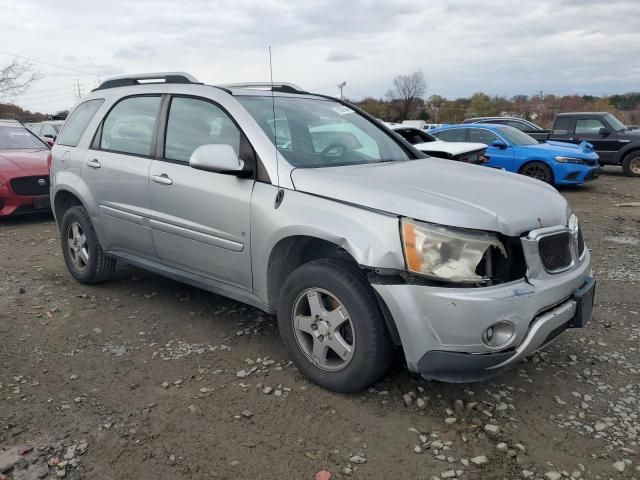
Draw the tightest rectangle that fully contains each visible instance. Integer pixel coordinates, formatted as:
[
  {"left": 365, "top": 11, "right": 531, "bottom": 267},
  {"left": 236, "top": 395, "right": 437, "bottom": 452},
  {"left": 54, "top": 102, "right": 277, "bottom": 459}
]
[
  {"left": 277, "top": 259, "right": 393, "bottom": 393},
  {"left": 622, "top": 152, "right": 640, "bottom": 177},
  {"left": 60, "top": 206, "right": 116, "bottom": 284},
  {"left": 520, "top": 161, "right": 554, "bottom": 184}
]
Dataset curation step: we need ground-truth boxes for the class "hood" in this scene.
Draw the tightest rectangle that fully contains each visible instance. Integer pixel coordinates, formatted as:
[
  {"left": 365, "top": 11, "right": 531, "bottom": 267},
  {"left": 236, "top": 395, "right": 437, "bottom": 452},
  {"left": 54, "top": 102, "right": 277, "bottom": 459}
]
[
  {"left": 0, "top": 149, "right": 49, "bottom": 171},
  {"left": 290, "top": 159, "right": 569, "bottom": 237},
  {"left": 414, "top": 140, "right": 486, "bottom": 156},
  {"left": 530, "top": 141, "right": 599, "bottom": 159}
]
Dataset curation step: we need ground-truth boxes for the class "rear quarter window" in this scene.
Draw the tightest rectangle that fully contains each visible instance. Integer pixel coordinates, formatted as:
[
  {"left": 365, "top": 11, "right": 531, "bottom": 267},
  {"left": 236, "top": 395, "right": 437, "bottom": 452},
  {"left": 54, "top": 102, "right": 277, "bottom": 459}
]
[{"left": 57, "top": 99, "right": 105, "bottom": 147}]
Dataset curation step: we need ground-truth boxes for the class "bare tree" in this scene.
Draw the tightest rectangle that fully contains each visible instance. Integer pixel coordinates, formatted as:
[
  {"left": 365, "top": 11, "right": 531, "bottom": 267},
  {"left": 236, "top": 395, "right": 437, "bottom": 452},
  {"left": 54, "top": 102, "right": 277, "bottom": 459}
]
[
  {"left": 386, "top": 71, "right": 427, "bottom": 120},
  {"left": 0, "top": 59, "right": 43, "bottom": 99}
]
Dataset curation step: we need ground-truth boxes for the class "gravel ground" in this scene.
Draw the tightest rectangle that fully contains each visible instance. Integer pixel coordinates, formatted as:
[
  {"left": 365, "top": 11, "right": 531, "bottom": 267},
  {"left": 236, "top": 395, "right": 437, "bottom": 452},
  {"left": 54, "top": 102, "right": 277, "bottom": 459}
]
[{"left": 0, "top": 167, "right": 639, "bottom": 480}]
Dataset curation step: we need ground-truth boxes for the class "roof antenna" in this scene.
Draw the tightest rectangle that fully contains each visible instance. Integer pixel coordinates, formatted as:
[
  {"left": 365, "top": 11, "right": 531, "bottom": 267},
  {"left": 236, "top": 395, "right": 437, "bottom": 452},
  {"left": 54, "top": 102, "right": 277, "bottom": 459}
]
[{"left": 270, "top": 46, "right": 284, "bottom": 207}]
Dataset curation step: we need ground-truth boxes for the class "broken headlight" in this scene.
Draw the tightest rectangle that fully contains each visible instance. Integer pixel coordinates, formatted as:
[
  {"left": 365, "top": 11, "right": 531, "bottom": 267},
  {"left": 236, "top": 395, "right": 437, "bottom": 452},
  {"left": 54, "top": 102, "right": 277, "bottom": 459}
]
[{"left": 401, "top": 218, "right": 507, "bottom": 283}]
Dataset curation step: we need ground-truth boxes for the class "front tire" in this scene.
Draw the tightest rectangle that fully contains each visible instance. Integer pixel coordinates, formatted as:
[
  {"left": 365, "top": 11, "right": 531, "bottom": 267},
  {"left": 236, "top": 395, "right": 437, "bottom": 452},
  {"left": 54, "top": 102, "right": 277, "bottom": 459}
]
[
  {"left": 622, "top": 152, "right": 640, "bottom": 177},
  {"left": 520, "top": 161, "right": 554, "bottom": 184},
  {"left": 277, "top": 259, "right": 393, "bottom": 393},
  {"left": 60, "top": 206, "right": 116, "bottom": 284}
]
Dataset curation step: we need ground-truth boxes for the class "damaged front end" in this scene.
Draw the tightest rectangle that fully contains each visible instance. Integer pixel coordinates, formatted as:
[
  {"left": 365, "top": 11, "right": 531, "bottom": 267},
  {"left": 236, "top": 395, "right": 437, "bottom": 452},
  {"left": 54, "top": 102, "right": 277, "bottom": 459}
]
[{"left": 400, "top": 218, "right": 527, "bottom": 287}]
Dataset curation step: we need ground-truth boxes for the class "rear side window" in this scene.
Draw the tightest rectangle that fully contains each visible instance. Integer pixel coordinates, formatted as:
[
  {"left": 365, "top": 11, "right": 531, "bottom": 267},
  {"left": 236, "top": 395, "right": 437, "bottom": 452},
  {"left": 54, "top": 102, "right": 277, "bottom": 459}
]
[
  {"left": 164, "top": 97, "right": 241, "bottom": 163},
  {"left": 552, "top": 117, "right": 572, "bottom": 136},
  {"left": 100, "top": 96, "right": 161, "bottom": 156},
  {"left": 57, "top": 99, "right": 104, "bottom": 147},
  {"left": 435, "top": 129, "right": 468, "bottom": 142}
]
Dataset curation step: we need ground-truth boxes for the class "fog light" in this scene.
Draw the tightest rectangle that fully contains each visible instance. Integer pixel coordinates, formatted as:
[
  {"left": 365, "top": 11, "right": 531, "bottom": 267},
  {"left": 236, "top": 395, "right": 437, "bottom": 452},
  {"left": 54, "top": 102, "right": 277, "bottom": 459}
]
[{"left": 482, "top": 322, "right": 515, "bottom": 348}]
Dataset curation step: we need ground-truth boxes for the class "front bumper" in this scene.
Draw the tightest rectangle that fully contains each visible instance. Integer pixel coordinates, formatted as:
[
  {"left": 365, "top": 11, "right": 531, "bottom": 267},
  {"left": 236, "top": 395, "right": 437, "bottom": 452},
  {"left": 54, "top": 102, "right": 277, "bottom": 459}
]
[
  {"left": 555, "top": 163, "right": 600, "bottom": 185},
  {"left": 372, "top": 249, "right": 592, "bottom": 382},
  {"left": 0, "top": 172, "right": 51, "bottom": 216},
  {"left": 0, "top": 189, "right": 51, "bottom": 216}
]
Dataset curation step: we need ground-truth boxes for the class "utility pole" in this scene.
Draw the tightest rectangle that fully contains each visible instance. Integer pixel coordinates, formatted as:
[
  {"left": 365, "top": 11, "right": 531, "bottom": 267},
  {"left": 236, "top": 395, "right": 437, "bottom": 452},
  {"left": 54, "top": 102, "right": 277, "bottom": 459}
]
[
  {"left": 338, "top": 81, "right": 346, "bottom": 101},
  {"left": 76, "top": 80, "right": 82, "bottom": 101}
]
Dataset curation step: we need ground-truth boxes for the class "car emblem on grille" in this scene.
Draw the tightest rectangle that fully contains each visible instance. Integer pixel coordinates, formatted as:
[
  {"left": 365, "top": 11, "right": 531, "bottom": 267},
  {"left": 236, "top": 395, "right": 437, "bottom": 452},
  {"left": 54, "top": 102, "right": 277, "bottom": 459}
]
[{"left": 38, "top": 178, "right": 46, "bottom": 186}]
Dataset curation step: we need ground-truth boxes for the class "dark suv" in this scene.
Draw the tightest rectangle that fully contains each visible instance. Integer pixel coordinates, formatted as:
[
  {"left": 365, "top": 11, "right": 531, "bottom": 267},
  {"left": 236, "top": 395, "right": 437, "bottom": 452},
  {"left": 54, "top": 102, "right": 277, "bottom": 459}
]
[{"left": 547, "top": 112, "right": 640, "bottom": 176}]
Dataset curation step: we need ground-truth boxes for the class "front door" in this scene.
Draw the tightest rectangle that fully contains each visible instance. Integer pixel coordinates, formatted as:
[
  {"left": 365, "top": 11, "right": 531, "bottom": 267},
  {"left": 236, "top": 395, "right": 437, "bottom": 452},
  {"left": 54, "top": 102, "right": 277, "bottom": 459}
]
[
  {"left": 468, "top": 128, "right": 515, "bottom": 171},
  {"left": 148, "top": 96, "right": 255, "bottom": 290},
  {"left": 84, "top": 95, "right": 162, "bottom": 256},
  {"left": 573, "top": 118, "right": 620, "bottom": 163}
]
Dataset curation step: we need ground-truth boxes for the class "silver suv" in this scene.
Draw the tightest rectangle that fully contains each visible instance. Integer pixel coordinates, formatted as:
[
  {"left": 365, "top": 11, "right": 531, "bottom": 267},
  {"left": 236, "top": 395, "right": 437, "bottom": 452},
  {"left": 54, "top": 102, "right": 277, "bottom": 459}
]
[{"left": 50, "top": 73, "right": 595, "bottom": 392}]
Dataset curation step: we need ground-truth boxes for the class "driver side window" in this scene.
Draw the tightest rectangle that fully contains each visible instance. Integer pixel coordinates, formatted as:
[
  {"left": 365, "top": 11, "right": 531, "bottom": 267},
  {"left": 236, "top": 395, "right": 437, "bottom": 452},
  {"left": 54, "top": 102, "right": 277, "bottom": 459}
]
[
  {"left": 165, "top": 97, "right": 241, "bottom": 163},
  {"left": 469, "top": 128, "right": 500, "bottom": 144}
]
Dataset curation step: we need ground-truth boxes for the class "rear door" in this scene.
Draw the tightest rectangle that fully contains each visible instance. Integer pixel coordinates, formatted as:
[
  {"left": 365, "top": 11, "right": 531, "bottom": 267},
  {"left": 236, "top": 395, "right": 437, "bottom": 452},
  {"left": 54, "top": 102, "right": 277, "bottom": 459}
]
[
  {"left": 83, "top": 95, "right": 162, "bottom": 256},
  {"left": 468, "top": 128, "right": 515, "bottom": 171},
  {"left": 147, "top": 95, "right": 255, "bottom": 290}
]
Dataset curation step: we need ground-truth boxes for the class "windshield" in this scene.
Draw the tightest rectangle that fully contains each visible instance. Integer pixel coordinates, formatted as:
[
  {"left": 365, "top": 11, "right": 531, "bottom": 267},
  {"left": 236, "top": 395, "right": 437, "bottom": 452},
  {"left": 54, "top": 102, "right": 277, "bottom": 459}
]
[
  {"left": 0, "top": 125, "right": 47, "bottom": 149},
  {"left": 236, "top": 96, "right": 412, "bottom": 168},
  {"left": 496, "top": 126, "right": 538, "bottom": 146},
  {"left": 604, "top": 113, "right": 627, "bottom": 132}
]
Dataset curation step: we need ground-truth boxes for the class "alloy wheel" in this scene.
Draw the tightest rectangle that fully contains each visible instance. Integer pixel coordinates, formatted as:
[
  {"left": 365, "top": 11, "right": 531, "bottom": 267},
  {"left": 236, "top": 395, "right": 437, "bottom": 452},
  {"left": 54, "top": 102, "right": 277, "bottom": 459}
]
[
  {"left": 291, "top": 288, "right": 355, "bottom": 371},
  {"left": 630, "top": 157, "right": 640, "bottom": 175},
  {"left": 67, "top": 221, "right": 89, "bottom": 271},
  {"left": 522, "top": 163, "right": 551, "bottom": 183}
]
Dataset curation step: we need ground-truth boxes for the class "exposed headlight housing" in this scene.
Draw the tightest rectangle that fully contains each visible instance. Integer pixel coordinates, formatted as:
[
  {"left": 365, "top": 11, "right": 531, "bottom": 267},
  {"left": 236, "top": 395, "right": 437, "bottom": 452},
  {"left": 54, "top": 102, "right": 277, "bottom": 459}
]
[
  {"left": 401, "top": 218, "right": 507, "bottom": 283},
  {"left": 554, "top": 156, "right": 585, "bottom": 164}
]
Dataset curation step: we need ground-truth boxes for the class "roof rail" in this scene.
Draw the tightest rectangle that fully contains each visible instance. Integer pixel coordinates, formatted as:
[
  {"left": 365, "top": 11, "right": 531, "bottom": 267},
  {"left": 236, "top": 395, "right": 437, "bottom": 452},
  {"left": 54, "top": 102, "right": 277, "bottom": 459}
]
[
  {"left": 94, "top": 72, "right": 201, "bottom": 91},
  {"left": 219, "top": 82, "right": 306, "bottom": 94}
]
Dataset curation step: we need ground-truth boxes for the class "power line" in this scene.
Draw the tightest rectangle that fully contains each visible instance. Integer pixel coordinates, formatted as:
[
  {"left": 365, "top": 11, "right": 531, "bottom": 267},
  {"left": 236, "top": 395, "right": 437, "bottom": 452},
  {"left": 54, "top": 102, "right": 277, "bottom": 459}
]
[{"left": 0, "top": 50, "right": 100, "bottom": 78}]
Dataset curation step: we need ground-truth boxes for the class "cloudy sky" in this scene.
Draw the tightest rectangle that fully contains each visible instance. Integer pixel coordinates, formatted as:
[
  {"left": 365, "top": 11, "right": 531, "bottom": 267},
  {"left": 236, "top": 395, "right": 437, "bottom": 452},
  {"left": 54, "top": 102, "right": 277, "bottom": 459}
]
[{"left": 1, "top": 0, "right": 639, "bottom": 113}]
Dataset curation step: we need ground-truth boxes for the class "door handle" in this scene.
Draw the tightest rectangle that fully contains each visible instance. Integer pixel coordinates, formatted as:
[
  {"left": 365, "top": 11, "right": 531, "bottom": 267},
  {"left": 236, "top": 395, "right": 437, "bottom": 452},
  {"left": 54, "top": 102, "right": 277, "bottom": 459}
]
[
  {"left": 86, "top": 158, "right": 101, "bottom": 169},
  {"left": 151, "top": 174, "right": 173, "bottom": 185}
]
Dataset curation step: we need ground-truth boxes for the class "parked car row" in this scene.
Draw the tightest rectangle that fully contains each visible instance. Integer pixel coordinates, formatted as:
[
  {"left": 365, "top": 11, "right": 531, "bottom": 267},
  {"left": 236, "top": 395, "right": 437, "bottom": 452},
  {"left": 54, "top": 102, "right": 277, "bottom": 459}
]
[
  {"left": 431, "top": 124, "right": 600, "bottom": 185},
  {"left": 463, "top": 112, "right": 640, "bottom": 177}
]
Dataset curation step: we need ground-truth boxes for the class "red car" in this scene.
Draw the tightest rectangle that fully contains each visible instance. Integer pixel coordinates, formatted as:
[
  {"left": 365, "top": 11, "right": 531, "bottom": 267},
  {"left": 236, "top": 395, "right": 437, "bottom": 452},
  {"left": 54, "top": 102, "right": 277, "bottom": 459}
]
[{"left": 0, "top": 120, "right": 51, "bottom": 217}]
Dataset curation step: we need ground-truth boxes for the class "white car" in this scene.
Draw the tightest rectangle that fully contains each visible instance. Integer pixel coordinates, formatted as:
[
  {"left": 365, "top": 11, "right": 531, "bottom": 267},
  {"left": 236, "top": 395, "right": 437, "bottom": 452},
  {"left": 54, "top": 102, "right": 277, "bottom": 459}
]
[{"left": 387, "top": 124, "right": 488, "bottom": 164}]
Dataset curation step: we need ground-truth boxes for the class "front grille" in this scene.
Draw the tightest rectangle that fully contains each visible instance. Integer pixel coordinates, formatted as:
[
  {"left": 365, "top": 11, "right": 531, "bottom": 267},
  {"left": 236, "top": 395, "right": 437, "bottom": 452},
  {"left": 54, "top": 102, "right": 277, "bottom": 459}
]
[
  {"left": 10, "top": 176, "right": 50, "bottom": 196},
  {"left": 539, "top": 232, "right": 572, "bottom": 272},
  {"left": 577, "top": 226, "right": 585, "bottom": 258}
]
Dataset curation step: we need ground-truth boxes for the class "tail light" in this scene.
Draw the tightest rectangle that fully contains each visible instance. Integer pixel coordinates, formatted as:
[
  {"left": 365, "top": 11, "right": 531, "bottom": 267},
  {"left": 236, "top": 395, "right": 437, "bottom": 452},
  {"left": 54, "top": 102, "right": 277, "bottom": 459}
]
[{"left": 47, "top": 152, "right": 53, "bottom": 170}]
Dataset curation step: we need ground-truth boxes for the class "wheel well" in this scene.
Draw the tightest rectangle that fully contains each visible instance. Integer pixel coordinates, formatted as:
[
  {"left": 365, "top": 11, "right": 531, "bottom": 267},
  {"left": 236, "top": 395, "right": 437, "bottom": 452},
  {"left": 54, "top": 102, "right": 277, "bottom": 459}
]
[
  {"left": 622, "top": 148, "right": 640, "bottom": 161},
  {"left": 267, "top": 236, "right": 402, "bottom": 346},
  {"left": 267, "top": 236, "right": 357, "bottom": 308},
  {"left": 53, "top": 190, "right": 83, "bottom": 229}
]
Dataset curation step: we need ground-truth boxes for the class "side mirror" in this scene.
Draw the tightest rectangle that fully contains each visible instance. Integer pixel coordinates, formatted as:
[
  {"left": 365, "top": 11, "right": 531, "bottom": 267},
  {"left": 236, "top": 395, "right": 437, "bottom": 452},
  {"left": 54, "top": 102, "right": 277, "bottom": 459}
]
[
  {"left": 598, "top": 127, "right": 610, "bottom": 137},
  {"left": 189, "top": 144, "right": 246, "bottom": 175},
  {"left": 492, "top": 140, "right": 508, "bottom": 149}
]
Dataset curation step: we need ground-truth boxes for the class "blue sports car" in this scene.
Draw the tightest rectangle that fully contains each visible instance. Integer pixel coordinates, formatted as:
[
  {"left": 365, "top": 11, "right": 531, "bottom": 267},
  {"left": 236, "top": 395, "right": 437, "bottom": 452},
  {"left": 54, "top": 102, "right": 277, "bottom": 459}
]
[{"left": 431, "top": 124, "right": 600, "bottom": 186}]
